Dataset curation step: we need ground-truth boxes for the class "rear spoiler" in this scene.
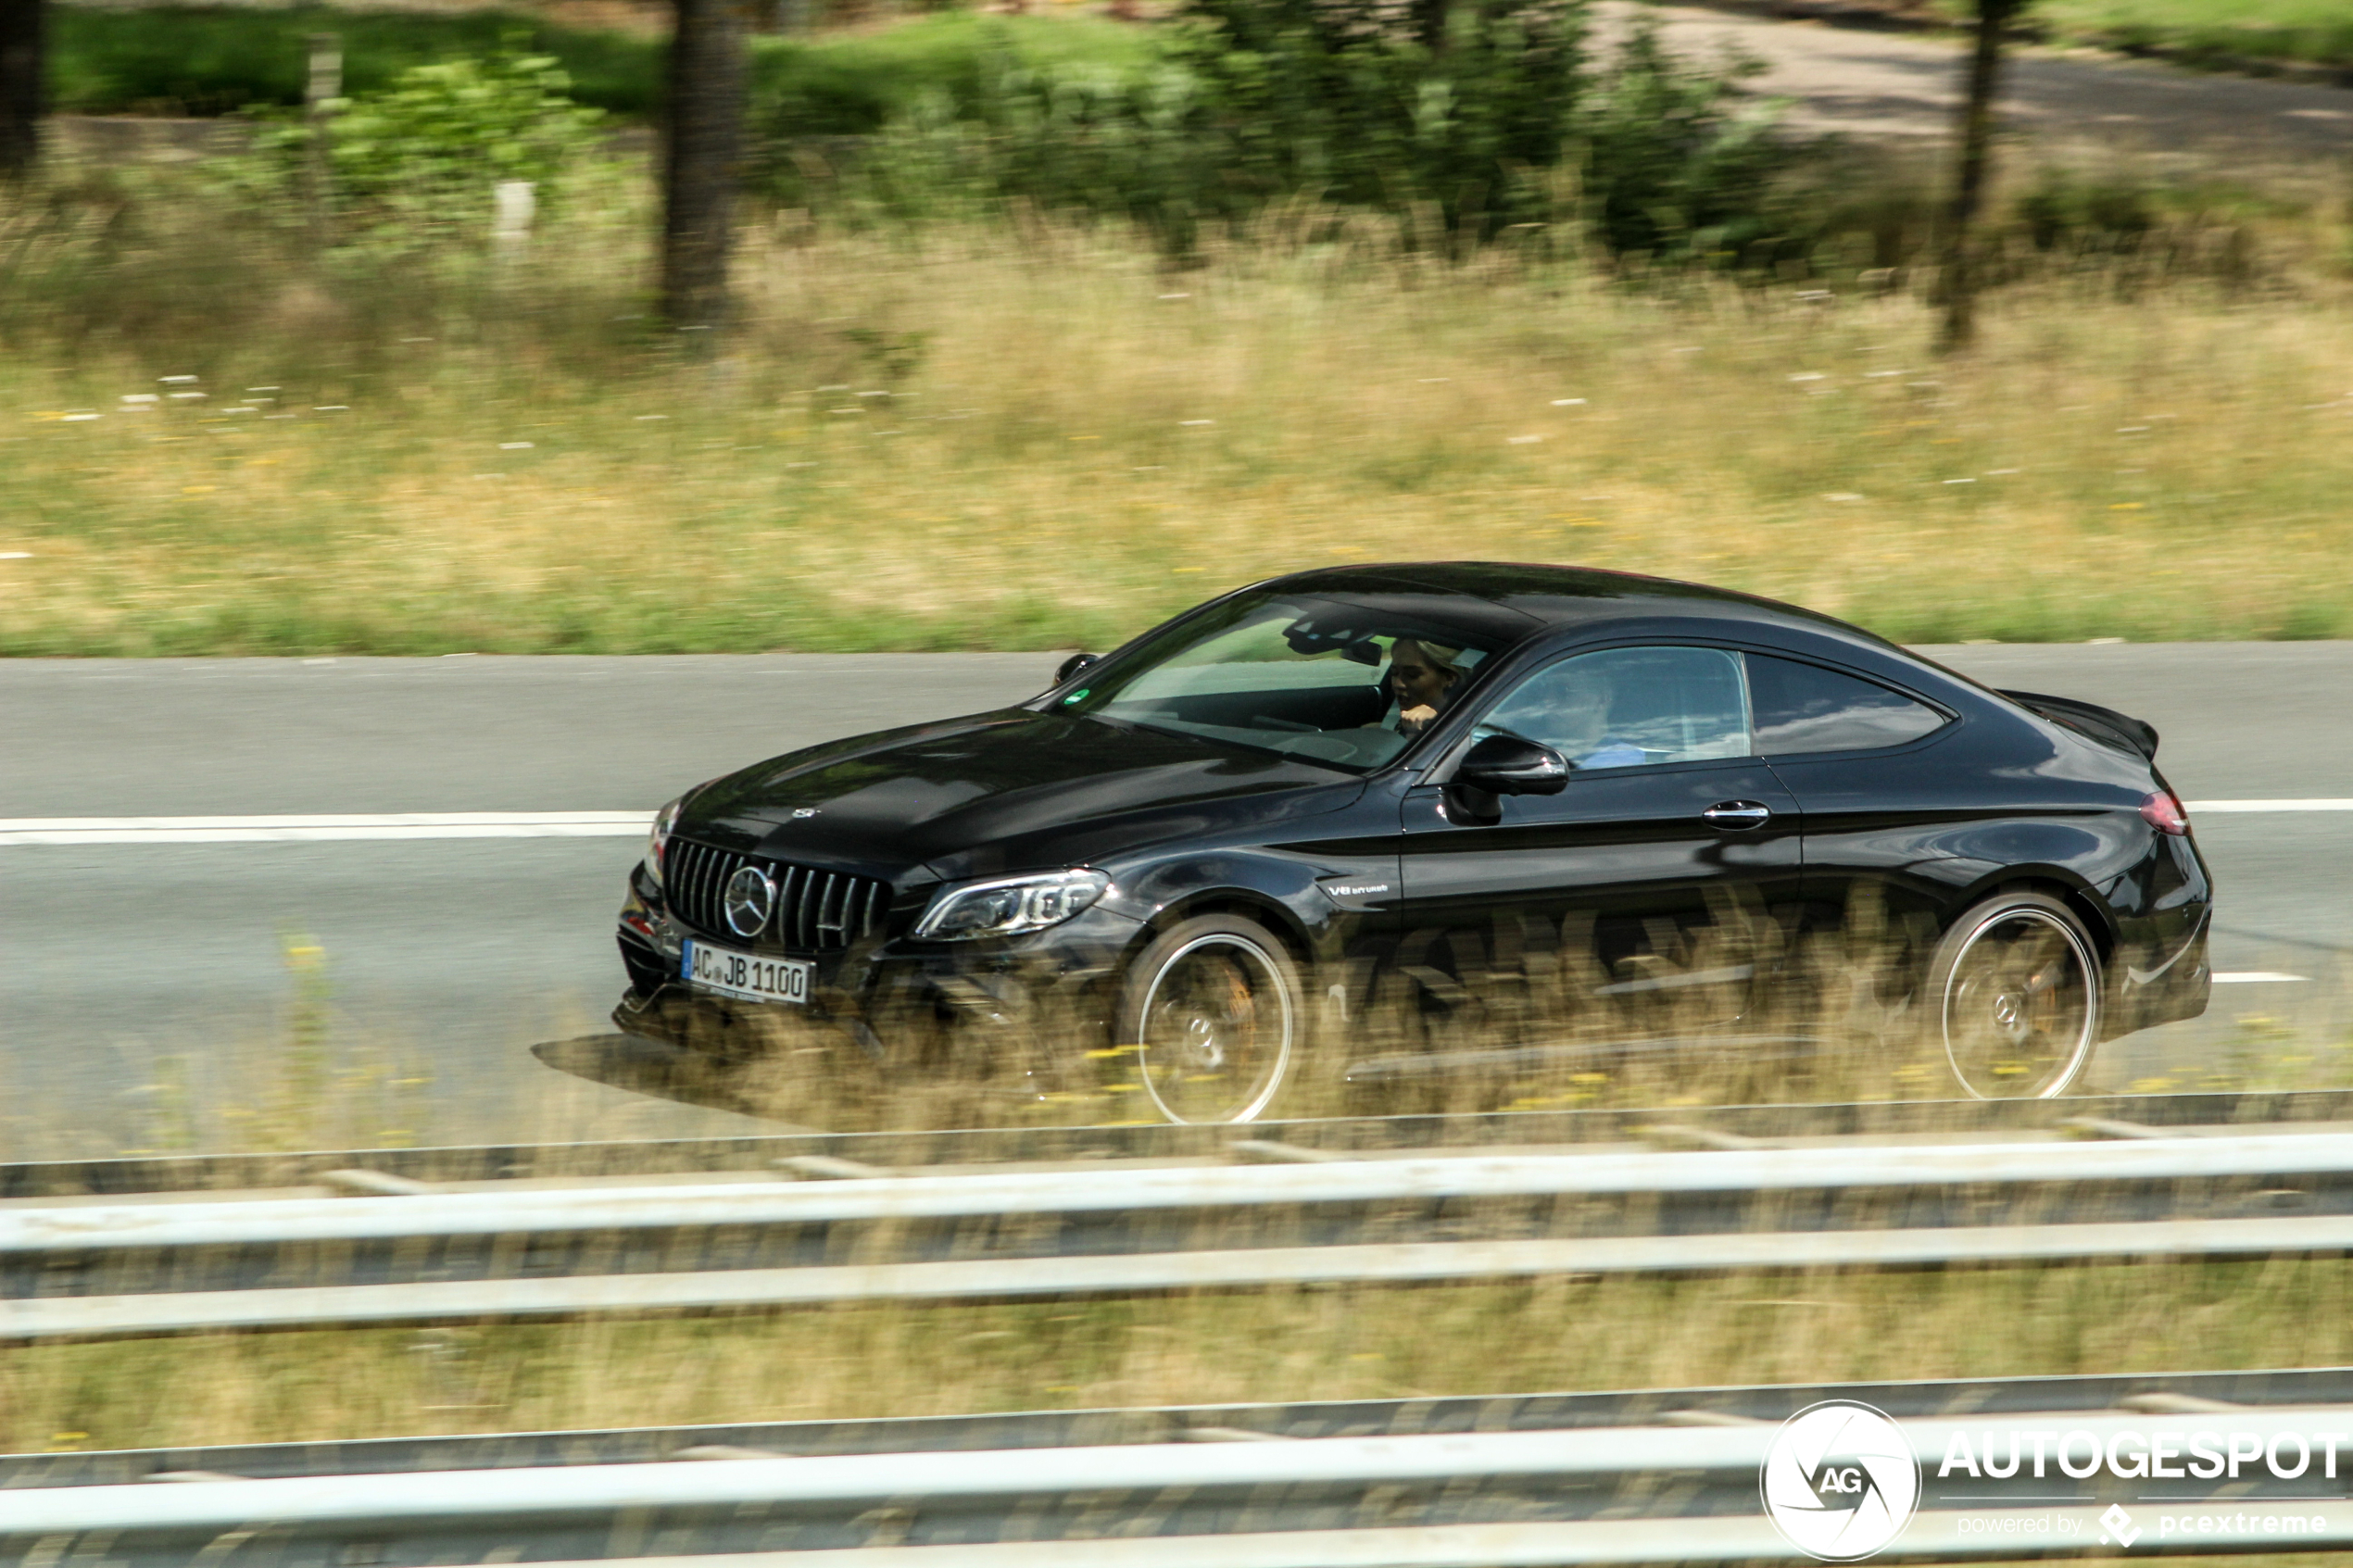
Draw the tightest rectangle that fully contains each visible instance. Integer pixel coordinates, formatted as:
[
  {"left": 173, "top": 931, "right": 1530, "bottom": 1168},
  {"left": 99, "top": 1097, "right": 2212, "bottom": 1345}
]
[{"left": 2000, "top": 689, "right": 2159, "bottom": 761}]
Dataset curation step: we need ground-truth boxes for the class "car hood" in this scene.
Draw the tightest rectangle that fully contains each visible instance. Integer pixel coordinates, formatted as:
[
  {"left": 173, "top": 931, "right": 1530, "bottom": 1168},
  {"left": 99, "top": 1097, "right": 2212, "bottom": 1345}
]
[{"left": 679, "top": 709, "right": 1366, "bottom": 884}]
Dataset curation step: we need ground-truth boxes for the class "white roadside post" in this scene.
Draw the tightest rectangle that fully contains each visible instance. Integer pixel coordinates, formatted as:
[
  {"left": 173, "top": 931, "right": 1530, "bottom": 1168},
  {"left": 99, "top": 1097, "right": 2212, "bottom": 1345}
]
[
  {"left": 494, "top": 180, "right": 537, "bottom": 255},
  {"left": 304, "top": 33, "right": 341, "bottom": 248}
]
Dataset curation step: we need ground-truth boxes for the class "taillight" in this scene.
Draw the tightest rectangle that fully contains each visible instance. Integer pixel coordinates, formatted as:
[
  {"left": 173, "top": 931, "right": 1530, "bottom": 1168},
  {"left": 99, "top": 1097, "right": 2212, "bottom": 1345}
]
[{"left": 2140, "top": 790, "right": 2191, "bottom": 837}]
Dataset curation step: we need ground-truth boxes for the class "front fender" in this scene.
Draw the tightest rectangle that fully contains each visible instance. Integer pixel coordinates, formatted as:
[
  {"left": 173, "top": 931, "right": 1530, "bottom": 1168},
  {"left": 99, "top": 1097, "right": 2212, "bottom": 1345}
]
[{"left": 1110, "top": 851, "right": 1363, "bottom": 966}]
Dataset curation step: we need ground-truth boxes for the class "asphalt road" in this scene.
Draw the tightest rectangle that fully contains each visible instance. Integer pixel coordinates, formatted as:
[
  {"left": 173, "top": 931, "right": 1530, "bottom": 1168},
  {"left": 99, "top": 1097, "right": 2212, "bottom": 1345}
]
[
  {"left": 0, "top": 656, "right": 1064, "bottom": 1156},
  {"left": 3, "top": 645, "right": 2347, "bottom": 1155}
]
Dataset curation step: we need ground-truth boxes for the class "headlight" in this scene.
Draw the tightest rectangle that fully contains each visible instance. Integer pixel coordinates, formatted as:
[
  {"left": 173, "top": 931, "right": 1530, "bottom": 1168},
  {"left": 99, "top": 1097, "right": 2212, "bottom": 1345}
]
[
  {"left": 912, "top": 869, "right": 1111, "bottom": 941},
  {"left": 645, "top": 797, "right": 685, "bottom": 887}
]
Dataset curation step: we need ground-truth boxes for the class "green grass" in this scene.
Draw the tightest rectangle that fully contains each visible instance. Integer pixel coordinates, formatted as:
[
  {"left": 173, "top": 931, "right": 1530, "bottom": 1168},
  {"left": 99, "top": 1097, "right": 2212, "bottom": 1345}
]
[
  {"left": 44, "top": 6, "right": 1162, "bottom": 122},
  {"left": 1931, "top": 0, "right": 2353, "bottom": 69},
  {"left": 47, "top": 5, "right": 665, "bottom": 117},
  {"left": 761, "top": 12, "right": 1164, "bottom": 135},
  {"left": 2061, "top": 8, "right": 2353, "bottom": 69}
]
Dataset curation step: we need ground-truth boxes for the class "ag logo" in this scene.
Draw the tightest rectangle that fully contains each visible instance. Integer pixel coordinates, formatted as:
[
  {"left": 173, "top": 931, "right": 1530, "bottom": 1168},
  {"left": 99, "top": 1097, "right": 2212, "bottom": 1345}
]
[{"left": 1760, "top": 1400, "right": 1920, "bottom": 1561}]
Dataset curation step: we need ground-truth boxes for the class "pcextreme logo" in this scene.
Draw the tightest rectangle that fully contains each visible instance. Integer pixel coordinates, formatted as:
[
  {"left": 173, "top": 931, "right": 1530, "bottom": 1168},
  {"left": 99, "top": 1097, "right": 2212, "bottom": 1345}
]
[{"left": 1760, "top": 1400, "right": 1923, "bottom": 1562}]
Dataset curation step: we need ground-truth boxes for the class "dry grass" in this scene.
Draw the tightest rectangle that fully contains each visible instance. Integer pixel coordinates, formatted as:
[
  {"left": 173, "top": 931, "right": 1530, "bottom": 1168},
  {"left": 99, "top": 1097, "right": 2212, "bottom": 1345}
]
[
  {"left": 6, "top": 902, "right": 2348, "bottom": 1159},
  {"left": 6, "top": 1258, "right": 2351, "bottom": 1454},
  {"left": 2, "top": 167, "right": 2350, "bottom": 655}
]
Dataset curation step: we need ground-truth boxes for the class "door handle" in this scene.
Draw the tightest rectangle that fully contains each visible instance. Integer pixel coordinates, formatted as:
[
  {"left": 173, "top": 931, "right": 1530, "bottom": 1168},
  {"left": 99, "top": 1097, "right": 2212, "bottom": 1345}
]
[{"left": 1703, "top": 800, "right": 1772, "bottom": 830}]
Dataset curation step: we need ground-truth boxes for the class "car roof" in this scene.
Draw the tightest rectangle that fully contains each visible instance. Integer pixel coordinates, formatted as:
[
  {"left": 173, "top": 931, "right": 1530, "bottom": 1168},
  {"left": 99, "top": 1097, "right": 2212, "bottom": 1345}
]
[{"left": 1263, "top": 561, "right": 1894, "bottom": 647}]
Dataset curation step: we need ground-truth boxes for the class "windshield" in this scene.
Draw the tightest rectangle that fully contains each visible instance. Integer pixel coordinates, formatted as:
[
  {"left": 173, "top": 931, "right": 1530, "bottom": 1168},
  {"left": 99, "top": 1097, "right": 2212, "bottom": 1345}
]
[{"left": 1054, "top": 593, "right": 1511, "bottom": 772}]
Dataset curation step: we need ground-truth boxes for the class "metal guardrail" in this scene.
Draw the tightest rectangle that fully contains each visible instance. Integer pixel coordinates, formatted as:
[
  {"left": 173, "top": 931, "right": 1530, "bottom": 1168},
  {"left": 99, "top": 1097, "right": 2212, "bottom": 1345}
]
[
  {"left": 7, "top": 1370, "right": 2353, "bottom": 1565},
  {"left": 9, "top": 1129, "right": 2353, "bottom": 1343},
  {"left": 20, "top": 1131, "right": 2353, "bottom": 1250}
]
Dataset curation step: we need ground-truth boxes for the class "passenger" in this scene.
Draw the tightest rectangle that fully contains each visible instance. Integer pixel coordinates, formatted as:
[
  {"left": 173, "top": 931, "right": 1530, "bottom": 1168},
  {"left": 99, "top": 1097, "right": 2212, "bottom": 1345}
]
[{"left": 1383, "top": 638, "right": 1466, "bottom": 737}]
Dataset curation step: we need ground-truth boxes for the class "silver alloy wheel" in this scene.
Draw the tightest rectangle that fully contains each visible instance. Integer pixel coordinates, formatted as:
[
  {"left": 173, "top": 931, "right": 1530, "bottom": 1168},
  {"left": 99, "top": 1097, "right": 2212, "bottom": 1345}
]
[
  {"left": 1939, "top": 902, "right": 2100, "bottom": 1099},
  {"left": 1133, "top": 932, "right": 1296, "bottom": 1124}
]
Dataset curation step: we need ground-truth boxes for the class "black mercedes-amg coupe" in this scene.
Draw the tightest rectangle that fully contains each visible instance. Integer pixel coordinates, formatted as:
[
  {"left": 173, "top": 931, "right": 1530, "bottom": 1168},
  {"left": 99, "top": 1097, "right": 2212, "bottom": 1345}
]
[{"left": 614, "top": 563, "right": 2211, "bottom": 1119}]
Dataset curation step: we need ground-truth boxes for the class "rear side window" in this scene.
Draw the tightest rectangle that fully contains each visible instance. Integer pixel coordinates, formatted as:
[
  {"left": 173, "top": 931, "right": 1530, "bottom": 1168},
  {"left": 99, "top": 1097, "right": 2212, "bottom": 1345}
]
[{"left": 1746, "top": 654, "right": 1947, "bottom": 755}]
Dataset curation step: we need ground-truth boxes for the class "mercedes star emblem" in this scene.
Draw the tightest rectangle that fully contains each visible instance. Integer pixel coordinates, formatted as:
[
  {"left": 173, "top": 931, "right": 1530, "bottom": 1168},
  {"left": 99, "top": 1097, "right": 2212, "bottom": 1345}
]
[{"left": 723, "top": 865, "right": 777, "bottom": 938}]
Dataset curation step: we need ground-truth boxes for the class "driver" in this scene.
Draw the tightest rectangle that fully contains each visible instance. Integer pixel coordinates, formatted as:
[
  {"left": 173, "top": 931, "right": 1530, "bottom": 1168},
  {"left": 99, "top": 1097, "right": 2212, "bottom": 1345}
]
[
  {"left": 1383, "top": 638, "right": 1466, "bottom": 737},
  {"left": 1478, "top": 661, "right": 1649, "bottom": 770}
]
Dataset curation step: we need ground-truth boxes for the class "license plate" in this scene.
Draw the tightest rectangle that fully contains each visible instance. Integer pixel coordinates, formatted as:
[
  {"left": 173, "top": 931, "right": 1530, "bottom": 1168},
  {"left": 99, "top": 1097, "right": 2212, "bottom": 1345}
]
[{"left": 683, "top": 940, "right": 812, "bottom": 1005}]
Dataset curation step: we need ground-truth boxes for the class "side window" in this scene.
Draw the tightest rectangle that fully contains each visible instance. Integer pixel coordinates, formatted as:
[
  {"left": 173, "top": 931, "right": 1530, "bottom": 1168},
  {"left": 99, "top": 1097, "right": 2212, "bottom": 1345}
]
[
  {"left": 1476, "top": 646, "right": 1752, "bottom": 771},
  {"left": 1745, "top": 654, "right": 1948, "bottom": 755}
]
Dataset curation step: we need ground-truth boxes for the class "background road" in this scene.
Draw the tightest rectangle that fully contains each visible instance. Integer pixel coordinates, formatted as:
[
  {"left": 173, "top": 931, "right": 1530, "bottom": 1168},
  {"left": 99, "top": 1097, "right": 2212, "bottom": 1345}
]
[{"left": 4, "top": 645, "right": 2346, "bottom": 1155}]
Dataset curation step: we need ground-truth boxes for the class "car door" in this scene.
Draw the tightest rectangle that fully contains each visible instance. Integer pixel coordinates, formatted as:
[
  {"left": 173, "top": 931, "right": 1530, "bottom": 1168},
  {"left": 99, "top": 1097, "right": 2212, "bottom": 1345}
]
[
  {"left": 1742, "top": 651, "right": 1962, "bottom": 954},
  {"left": 1396, "top": 644, "right": 1803, "bottom": 1035}
]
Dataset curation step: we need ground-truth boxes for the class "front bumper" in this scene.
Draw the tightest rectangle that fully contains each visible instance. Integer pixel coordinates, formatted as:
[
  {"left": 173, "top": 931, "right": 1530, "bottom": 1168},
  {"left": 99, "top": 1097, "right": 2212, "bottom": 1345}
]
[{"left": 614, "top": 873, "right": 1148, "bottom": 1059}]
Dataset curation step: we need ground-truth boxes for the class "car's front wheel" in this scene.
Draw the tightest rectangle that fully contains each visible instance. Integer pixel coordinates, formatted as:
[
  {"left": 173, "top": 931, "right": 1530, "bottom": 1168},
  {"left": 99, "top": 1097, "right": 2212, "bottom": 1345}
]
[
  {"left": 1115, "top": 913, "right": 1302, "bottom": 1124},
  {"left": 1930, "top": 891, "right": 2102, "bottom": 1099}
]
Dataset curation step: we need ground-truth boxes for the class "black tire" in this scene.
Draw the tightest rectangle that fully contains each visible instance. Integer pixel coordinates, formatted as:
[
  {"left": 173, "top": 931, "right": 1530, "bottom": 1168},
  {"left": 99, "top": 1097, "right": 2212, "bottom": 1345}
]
[
  {"left": 1114, "top": 913, "right": 1303, "bottom": 1124},
  {"left": 1928, "top": 891, "right": 2102, "bottom": 1099}
]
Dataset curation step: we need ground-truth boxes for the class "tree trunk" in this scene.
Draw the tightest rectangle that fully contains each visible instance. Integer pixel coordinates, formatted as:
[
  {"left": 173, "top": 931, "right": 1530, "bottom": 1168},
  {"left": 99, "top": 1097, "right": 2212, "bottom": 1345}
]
[
  {"left": 1937, "top": 0, "right": 2016, "bottom": 355},
  {"left": 1412, "top": 0, "right": 1448, "bottom": 53},
  {"left": 0, "top": 0, "right": 44, "bottom": 183},
  {"left": 661, "top": 0, "right": 749, "bottom": 330}
]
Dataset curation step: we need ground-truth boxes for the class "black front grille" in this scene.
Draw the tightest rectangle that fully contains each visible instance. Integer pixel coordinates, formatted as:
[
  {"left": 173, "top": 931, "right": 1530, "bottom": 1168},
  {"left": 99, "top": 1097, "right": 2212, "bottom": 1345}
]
[{"left": 662, "top": 838, "right": 888, "bottom": 951}]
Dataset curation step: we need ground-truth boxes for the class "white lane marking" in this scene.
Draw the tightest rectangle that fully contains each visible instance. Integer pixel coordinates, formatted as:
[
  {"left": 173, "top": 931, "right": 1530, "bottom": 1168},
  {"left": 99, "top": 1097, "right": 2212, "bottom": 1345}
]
[
  {"left": 2212, "top": 972, "right": 2310, "bottom": 985},
  {"left": 0, "top": 812, "right": 654, "bottom": 846},
  {"left": 2187, "top": 799, "right": 2353, "bottom": 812}
]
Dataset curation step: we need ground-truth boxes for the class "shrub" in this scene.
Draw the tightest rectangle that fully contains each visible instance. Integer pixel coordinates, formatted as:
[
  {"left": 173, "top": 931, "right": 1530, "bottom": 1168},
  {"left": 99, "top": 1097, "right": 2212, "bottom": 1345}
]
[
  {"left": 1160, "top": 0, "right": 1592, "bottom": 233},
  {"left": 1571, "top": 20, "right": 1796, "bottom": 261},
  {"left": 2015, "top": 171, "right": 2160, "bottom": 256},
  {"left": 761, "top": 2, "right": 1806, "bottom": 261},
  {"left": 239, "top": 48, "right": 608, "bottom": 253}
]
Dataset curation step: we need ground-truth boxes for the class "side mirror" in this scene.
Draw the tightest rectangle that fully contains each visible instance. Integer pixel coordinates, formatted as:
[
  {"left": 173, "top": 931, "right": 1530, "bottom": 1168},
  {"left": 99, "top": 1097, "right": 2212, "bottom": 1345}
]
[
  {"left": 1055, "top": 652, "right": 1099, "bottom": 686},
  {"left": 1452, "top": 733, "right": 1572, "bottom": 796}
]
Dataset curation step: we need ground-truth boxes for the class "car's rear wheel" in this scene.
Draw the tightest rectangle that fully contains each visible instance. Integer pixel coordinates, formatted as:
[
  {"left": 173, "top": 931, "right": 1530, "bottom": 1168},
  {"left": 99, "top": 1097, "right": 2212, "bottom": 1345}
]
[
  {"left": 1930, "top": 891, "right": 2101, "bottom": 1099},
  {"left": 1116, "top": 913, "right": 1301, "bottom": 1124}
]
